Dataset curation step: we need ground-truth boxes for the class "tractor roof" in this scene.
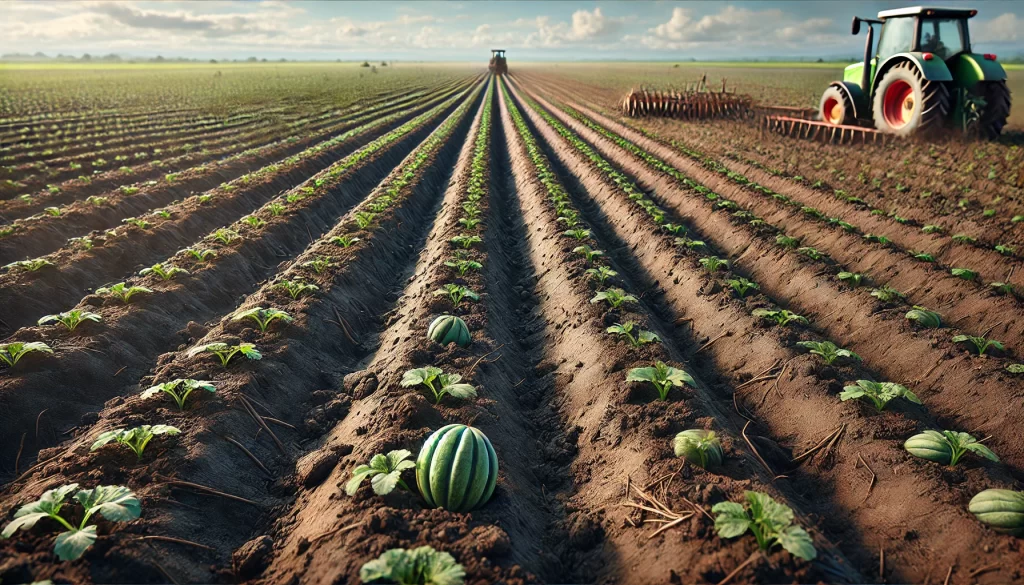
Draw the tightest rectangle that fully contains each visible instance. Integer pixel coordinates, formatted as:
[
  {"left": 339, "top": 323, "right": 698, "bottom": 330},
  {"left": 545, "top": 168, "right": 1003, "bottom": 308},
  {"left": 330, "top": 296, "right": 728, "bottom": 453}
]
[{"left": 877, "top": 6, "right": 978, "bottom": 19}]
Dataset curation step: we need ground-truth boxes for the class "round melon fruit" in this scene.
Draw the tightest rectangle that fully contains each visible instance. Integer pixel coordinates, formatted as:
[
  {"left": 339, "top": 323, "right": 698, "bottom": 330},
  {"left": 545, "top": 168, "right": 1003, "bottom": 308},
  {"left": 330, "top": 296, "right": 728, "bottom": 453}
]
[
  {"left": 416, "top": 424, "right": 497, "bottom": 512},
  {"left": 904, "top": 430, "right": 953, "bottom": 465},
  {"left": 427, "top": 315, "right": 471, "bottom": 348},
  {"left": 969, "top": 489, "right": 1024, "bottom": 535}
]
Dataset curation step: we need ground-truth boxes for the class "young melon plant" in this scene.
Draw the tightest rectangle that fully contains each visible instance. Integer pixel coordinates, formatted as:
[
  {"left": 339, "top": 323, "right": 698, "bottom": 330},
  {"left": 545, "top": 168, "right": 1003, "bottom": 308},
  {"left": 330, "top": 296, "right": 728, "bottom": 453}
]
[
  {"left": 699, "top": 256, "right": 729, "bottom": 272},
  {"left": 444, "top": 257, "right": 482, "bottom": 276},
  {"left": 951, "top": 268, "right": 978, "bottom": 281},
  {"left": 142, "top": 378, "right": 216, "bottom": 410},
  {"left": 990, "top": 282, "right": 1015, "bottom": 296},
  {"left": 626, "top": 361, "right": 694, "bottom": 401},
  {"left": 345, "top": 449, "right": 416, "bottom": 496},
  {"left": 400, "top": 367, "right": 477, "bottom": 405},
  {"left": 712, "top": 491, "right": 816, "bottom": 560},
  {"left": 450, "top": 235, "right": 481, "bottom": 249},
  {"left": 752, "top": 308, "right": 808, "bottom": 327},
  {"left": 840, "top": 380, "right": 921, "bottom": 411},
  {"left": 795, "top": 340, "right": 861, "bottom": 365},
  {"left": 905, "top": 306, "right": 942, "bottom": 328},
  {"left": 38, "top": 310, "right": 102, "bottom": 332},
  {"left": 837, "top": 271, "right": 866, "bottom": 287},
  {"left": 952, "top": 334, "right": 1004, "bottom": 356},
  {"left": 139, "top": 263, "right": 189, "bottom": 281},
  {"left": 232, "top": 307, "right": 292, "bottom": 333},
  {"left": 0, "top": 484, "right": 141, "bottom": 562},
  {"left": 0, "top": 341, "right": 53, "bottom": 367},
  {"left": 563, "top": 228, "right": 590, "bottom": 241},
  {"left": 434, "top": 284, "right": 479, "bottom": 307},
  {"left": 182, "top": 247, "right": 217, "bottom": 262},
  {"left": 591, "top": 287, "right": 637, "bottom": 309},
  {"left": 4, "top": 258, "right": 54, "bottom": 272},
  {"left": 573, "top": 245, "right": 604, "bottom": 264},
  {"left": 274, "top": 277, "right": 318, "bottom": 299},
  {"left": 904, "top": 430, "right": 999, "bottom": 467},
  {"left": 211, "top": 228, "right": 240, "bottom": 245},
  {"left": 91, "top": 425, "right": 181, "bottom": 459},
  {"left": 607, "top": 322, "right": 660, "bottom": 348},
  {"left": 360, "top": 546, "right": 465, "bottom": 585},
  {"left": 96, "top": 282, "right": 152, "bottom": 303},
  {"left": 775, "top": 235, "right": 800, "bottom": 249},
  {"left": 726, "top": 277, "right": 759, "bottom": 298},
  {"left": 330, "top": 235, "right": 360, "bottom": 248},
  {"left": 584, "top": 266, "right": 617, "bottom": 285},
  {"left": 673, "top": 429, "right": 723, "bottom": 470},
  {"left": 302, "top": 256, "right": 335, "bottom": 274},
  {"left": 188, "top": 342, "right": 262, "bottom": 367},
  {"left": 870, "top": 285, "right": 905, "bottom": 303}
]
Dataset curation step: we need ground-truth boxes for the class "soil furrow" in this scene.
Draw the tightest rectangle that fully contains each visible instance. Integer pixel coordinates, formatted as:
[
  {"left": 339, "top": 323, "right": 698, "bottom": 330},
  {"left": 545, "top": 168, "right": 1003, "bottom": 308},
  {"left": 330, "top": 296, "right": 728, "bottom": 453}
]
[
  {"left": 0, "top": 86, "right": 477, "bottom": 481},
  {"left": 502, "top": 78, "right": 868, "bottom": 584},
  {"left": 512, "top": 79, "right": 1024, "bottom": 476},
  {"left": 0, "top": 87, "right": 471, "bottom": 331},
  {"left": 0, "top": 83, "right": 482, "bottom": 585},
  {"left": 506, "top": 77, "right": 1024, "bottom": 584},
  {"left": 521, "top": 87, "right": 1024, "bottom": 360},
  {"left": 0, "top": 81, "right": 467, "bottom": 258}
]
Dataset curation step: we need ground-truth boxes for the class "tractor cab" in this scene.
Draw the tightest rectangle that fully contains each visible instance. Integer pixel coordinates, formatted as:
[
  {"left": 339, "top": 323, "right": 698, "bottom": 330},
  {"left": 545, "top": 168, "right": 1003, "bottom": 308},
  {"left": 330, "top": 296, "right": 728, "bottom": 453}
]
[
  {"left": 488, "top": 49, "right": 508, "bottom": 75},
  {"left": 818, "top": 6, "right": 1009, "bottom": 138}
]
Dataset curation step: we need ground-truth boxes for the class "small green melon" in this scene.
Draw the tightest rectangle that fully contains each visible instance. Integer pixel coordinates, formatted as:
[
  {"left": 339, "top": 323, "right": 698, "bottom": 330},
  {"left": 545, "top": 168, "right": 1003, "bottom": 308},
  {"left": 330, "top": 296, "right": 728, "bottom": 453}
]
[{"left": 427, "top": 315, "right": 471, "bottom": 348}]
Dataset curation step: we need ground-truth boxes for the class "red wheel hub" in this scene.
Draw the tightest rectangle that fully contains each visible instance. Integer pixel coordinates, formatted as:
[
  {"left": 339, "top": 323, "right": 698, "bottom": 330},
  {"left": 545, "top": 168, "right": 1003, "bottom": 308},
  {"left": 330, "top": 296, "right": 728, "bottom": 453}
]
[
  {"left": 883, "top": 80, "right": 916, "bottom": 129},
  {"left": 823, "top": 96, "right": 842, "bottom": 125}
]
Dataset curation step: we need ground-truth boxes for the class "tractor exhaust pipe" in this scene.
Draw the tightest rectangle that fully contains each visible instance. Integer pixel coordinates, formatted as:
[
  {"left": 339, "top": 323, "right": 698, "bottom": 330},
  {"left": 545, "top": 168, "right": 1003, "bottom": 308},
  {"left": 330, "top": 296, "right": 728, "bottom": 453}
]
[{"left": 852, "top": 17, "right": 882, "bottom": 93}]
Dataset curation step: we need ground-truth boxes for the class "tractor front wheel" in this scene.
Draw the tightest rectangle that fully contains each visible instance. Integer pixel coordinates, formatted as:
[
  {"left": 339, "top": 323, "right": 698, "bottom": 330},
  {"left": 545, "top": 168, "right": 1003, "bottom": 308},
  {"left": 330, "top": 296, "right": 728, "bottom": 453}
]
[
  {"left": 971, "top": 80, "right": 1011, "bottom": 140},
  {"left": 819, "top": 86, "right": 854, "bottom": 126},
  {"left": 872, "top": 61, "right": 950, "bottom": 136}
]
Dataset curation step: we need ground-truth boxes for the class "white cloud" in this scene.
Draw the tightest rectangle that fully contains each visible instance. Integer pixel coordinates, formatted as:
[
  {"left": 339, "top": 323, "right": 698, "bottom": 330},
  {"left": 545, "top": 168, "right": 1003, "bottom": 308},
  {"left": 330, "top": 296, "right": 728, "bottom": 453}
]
[
  {"left": 973, "top": 13, "right": 1019, "bottom": 43},
  {"left": 642, "top": 5, "right": 840, "bottom": 50}
]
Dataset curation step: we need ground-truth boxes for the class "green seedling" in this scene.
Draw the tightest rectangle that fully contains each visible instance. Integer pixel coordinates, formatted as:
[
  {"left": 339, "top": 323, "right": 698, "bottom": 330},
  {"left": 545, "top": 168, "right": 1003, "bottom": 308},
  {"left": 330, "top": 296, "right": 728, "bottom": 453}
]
[
  {"left": 796, "top": 340, "right": 861, "bottom": 365},
  {"left": 626, "top": 361, "right": 694, "bottom": 401},
  {"left": 445, "top": 258, "right": 482, "bottom": 276},
  {"left": 952, "top": 234, "right": 977, "bottom": 245},
  {"left": 573, "top": 245, "right": 604, "bottom": 264},
  {"left": 331, "top": 235, "right": 360, "bottom": 248},
  {"left": 4, "top": 258, "right": 54, "bottom": 272},
  {"left": 232, "top": 307, "right": 292, "bottom": 332},
  {"left": 44, "top": 206, "right": 61, "bottom": 217},
  {"left": 210, "top": 228, "right": 240, "bottom": 245},
  {"left": 400, "top": 366, "right": 477, "bottom": 404},
  {"left": 96, "top": 282, "right": 152, "bottom": 303},
  {"left": 797, "top": 247, "right": 824, "bottom": 261},
  {"left": 950, "top": 268, "right": 978, "bottom": 281},
  {"left": 141, "top": 378, "right": 216, "bottom": 409},
  {"left": 450, "top": 235, "right": 481, "bottom": 249},
  {"left": 913, "top": 252, "right": 935, "bottom": 262},
  {"left": 990, "top": 282, "right": 1015, "bottom": 296},
  {"left": 952, "top": 334, "right": 1004, "bottom": 356},
  {"left": 0, "top": 342, "right": 53, "bottom": 367},
  {"left": 563, "top": 228, "right": 591, "bottom": 241},
  {"left": 242, "top": 215, "right": 266, "bottom": 229},
  {"left": 712, "top": 491, "right": 816, "bottom": 561},
  {"left": 38, "top": 310, "right": 102, "bottom": 332},
  {"left": 699, "top": 256, "right": 729, "bottom": 272},
  {"left": 752, "top": 308, "right": 808, "bottom": 327},
  {"left": 302, "top": 256, "right": 335, "bottom": 274},
  {"left": 91, "top": 425, "right": 181, "bottom": 459},
  {"left": 360, "top": 546, "right": 465, "bottom": 585},
  {"left": 274, "top": 278, "right": 318, "bottom": 299},
  {"left": 837, "top": 272, "right": 865, "bottom": 287},
  {"left": 267, "top": 202, "right": 286, "bottom": 216},
  {"left": 904, "top": 430, "right": 998, "bottom": 467},
  {"left": 840, "top": 380, "right": 921, "bottom": 411},
  {"left": 0, "top": 484, "right": 140, "bottom": 561},
  {"left": 139, "top": 263, "right": 189, "bottom": 281},
  {"left": 345, "top": 449, "right": 416, "bottom": 496},
  {"left": 606, "top": 322, "right": 660, "bottom": 348},
  {"left": 995, "top": 244, "right": 1017, "bottom": 256},
  {"left": 182, "top": 247, "right": 217, "bottom": 262},
  {"left": 458, "top": 217, "right": 481, "bottom": 230},
  {"left": 870, "top": 285, "right": 905, "bottom": 303},
  {"left": 434, "top": 283, "right": 480, "bottom": 307},
  {"left": 188, "top": 342, "right": 262, "bottom": 366},
  {"left": 675, "top": 237, "right": 706, "bottom": 249},
  {"left": 922, "top": 224, "right": 944, "bottom": 234},
  {"left": 863, "top": 233, "right": 891, "bottom": 245},
  {"left": 355, "top": 211, "right": 376, "bottom": 229},
  {"left": 726, "top": 277, "right": 759, "bottom": 298},
  {"left": 585, "top": 266, "right": 617, "bottom": 285},
  {"left": 121, "top": 217, "right": 150, "bottom": 229},
  {"left": 775, "top": 235, "right": 800, "bottom": 249},
  {"left": 591, "top": 287, "right": 637, "bottom": 309}
]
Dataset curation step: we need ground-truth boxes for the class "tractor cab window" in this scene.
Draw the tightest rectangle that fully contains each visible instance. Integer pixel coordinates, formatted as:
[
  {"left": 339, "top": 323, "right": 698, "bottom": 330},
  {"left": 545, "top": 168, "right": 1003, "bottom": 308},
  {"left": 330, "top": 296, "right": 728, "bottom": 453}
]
[
  {"left": 876, "top": 17, "right": 915, "bottom": 61},
  {"left": 919, "top": 18, "right": 965, "bottom": 59}
]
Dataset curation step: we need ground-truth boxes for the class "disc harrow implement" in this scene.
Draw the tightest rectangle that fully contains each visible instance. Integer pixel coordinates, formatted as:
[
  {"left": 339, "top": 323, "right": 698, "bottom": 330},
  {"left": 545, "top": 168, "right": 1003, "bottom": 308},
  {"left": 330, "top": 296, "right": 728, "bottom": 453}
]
[{"left": 621, "top": 79, "right": 753, "bottom": 120}]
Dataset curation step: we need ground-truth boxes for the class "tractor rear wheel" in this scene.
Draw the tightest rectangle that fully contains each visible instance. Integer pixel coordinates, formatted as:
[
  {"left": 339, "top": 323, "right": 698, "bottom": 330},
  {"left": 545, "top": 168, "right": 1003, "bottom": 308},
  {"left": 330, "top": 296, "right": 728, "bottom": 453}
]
[
  {"left": 820, "top": 86, "right": 854, "bottom": 126},
  {"left": 872, "top": 61, "right": 950, "bottom": 136},
  {"left": 971, "top": 80, "right": 1011, "bottom": 140}
]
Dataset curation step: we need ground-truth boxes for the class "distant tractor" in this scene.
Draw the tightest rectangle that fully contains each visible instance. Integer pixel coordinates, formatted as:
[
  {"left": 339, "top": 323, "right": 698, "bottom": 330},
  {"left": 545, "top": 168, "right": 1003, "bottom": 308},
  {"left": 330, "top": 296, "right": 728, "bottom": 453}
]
[
  {"left": 819, "top": 6, "right": 1010, "bottom": 138},
  {"left": 489, "top": 49, "right": 507, "bottom": 75}
]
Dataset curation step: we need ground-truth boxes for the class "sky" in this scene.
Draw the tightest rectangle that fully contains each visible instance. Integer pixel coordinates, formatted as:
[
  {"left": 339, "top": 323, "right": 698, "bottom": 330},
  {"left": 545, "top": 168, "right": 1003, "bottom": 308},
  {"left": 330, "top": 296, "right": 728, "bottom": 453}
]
[{"left": 2, "top": 1, "right": 1022, "bottom": 61}]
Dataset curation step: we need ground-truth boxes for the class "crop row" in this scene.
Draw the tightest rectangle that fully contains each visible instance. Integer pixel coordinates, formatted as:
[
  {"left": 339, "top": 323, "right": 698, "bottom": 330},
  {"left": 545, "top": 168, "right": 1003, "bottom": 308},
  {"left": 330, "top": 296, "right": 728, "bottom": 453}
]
[
  {"left": 508, "top": 76, "right": 1022, "bottom": 583},
  {"left": 0, "top": 77, "right": 483, "bottom": 584},
  {"left": 0, "top": 85, "right": 478, "bottom": 480},
  {"left": 0, "top": 81, "right": 470, "bottom": 271}
]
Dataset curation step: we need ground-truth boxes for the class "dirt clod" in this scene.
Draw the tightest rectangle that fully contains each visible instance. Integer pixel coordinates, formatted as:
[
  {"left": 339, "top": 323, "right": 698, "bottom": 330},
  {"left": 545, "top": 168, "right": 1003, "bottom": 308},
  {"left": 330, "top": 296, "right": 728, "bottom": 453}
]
[{"left": 233, "top": 535, "right": 274, "bottom": 578}]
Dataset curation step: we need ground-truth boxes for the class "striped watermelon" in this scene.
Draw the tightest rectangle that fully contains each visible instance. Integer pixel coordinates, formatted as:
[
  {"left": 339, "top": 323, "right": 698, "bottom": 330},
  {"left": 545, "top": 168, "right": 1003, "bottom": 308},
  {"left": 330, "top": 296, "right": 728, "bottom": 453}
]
[
  {"left": 416, "top": 424, "right": 497, "bottom": 512},
  {"left": 427, "top": 315, "right": 471, "bottom": 348}
]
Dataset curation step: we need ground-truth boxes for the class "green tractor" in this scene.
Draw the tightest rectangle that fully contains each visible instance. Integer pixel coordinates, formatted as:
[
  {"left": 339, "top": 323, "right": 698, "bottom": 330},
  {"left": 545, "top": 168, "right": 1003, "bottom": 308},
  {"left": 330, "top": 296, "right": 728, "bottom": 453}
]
[{"left": 819, "top": 6, "right": 1010, "bottom": 138}]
